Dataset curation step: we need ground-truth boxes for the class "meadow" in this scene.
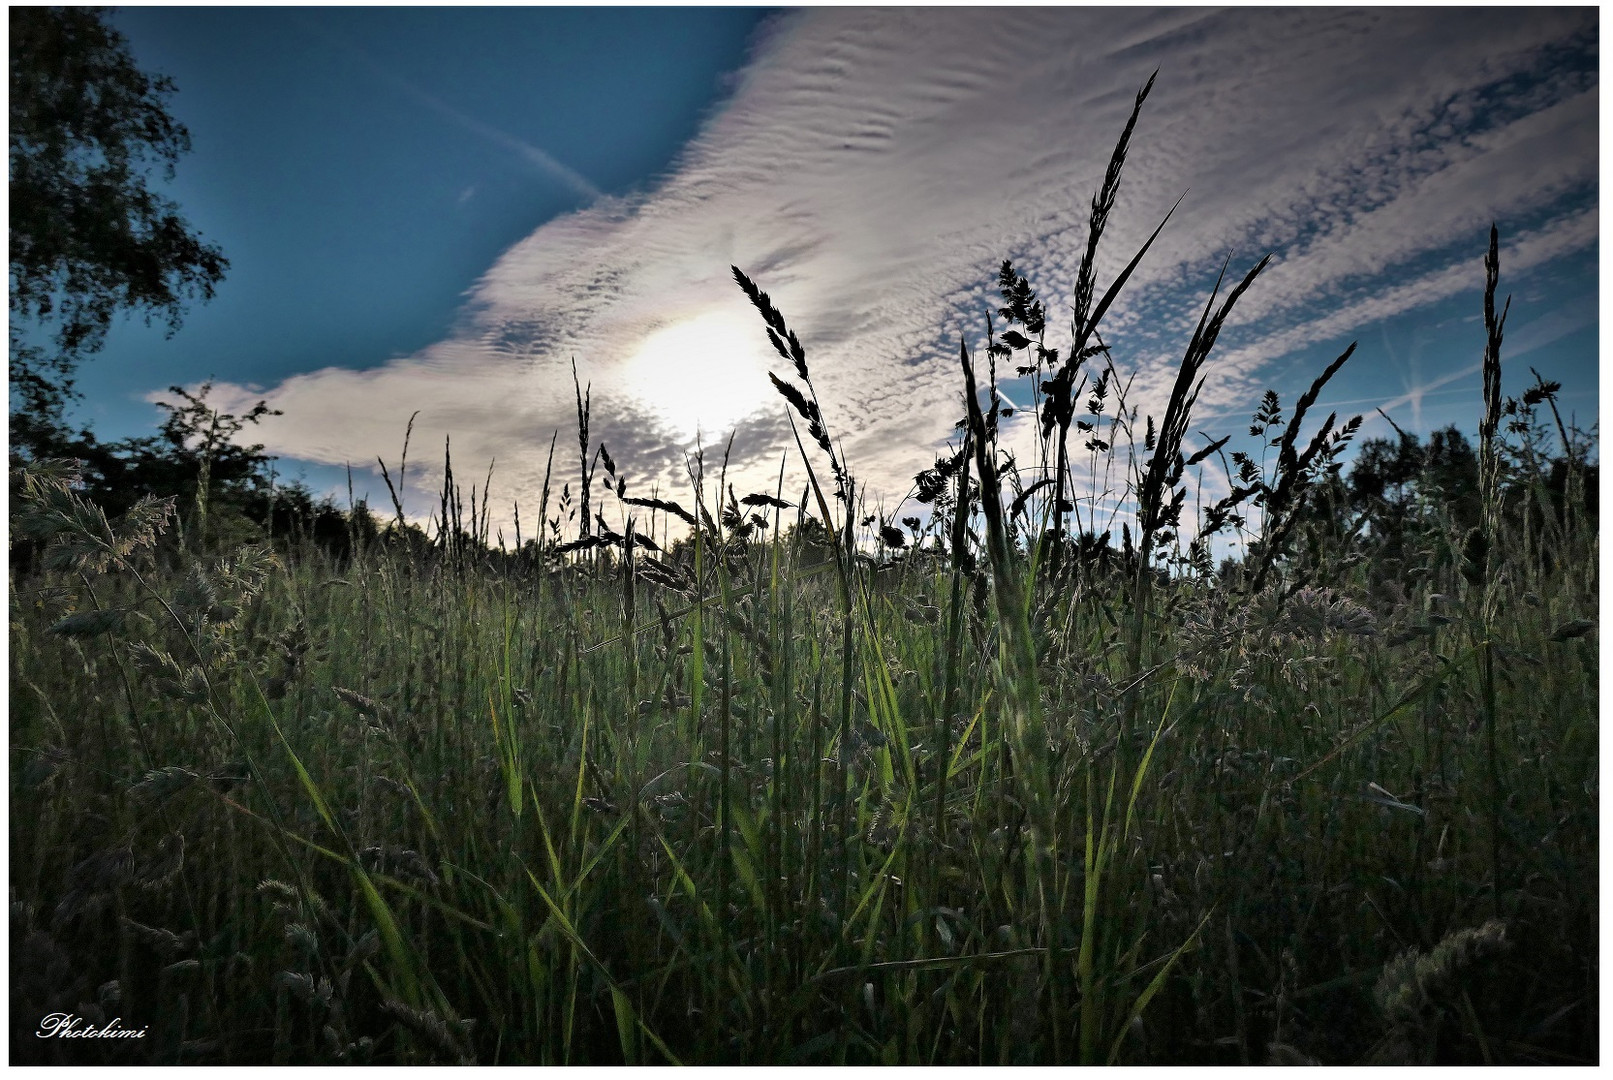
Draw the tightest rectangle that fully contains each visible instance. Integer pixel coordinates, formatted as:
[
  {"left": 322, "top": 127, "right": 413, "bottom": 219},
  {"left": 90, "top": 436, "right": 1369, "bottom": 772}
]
[{"left": 10, "top": 85, "right": 1598, "bottom": 1065}]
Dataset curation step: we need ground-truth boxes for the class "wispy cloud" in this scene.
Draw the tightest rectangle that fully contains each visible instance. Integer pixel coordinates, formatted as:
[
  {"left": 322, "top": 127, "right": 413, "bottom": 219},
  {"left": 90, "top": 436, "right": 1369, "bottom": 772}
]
[{"left": 213, "top": 8, "right": 1597, "bottom": 534}]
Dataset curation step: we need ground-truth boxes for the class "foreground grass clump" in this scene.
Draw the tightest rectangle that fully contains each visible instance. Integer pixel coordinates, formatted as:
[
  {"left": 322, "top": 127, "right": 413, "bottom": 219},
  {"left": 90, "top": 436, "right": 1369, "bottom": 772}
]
[{"left": 10, "top": 83, "right": 1596, "bottom": 1064}]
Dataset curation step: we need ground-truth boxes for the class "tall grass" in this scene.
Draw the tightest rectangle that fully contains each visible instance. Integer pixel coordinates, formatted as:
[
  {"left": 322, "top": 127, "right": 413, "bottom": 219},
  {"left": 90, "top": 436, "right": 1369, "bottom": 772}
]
[{"left": 10, "top": 88, "right": 1596, "bottom": 1064}]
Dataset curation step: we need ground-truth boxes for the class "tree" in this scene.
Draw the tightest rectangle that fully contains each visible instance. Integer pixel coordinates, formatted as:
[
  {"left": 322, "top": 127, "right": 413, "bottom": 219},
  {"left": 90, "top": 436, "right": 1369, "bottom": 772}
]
[
  {"left": 10, "top": 6, "right": 227, "bottom": 452},
  {"left": 9, "top": 381, "right": 375, "bottom": 569}
]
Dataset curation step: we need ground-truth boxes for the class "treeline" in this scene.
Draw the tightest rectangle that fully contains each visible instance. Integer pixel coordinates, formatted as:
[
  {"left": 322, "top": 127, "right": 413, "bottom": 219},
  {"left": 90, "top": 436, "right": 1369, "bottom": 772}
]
[
  {"left": 1287, "top": 393, "right": 1596, "bottom": 585},
  {"left": 11, "top": 384, "right": 382, "bottom": 568}
]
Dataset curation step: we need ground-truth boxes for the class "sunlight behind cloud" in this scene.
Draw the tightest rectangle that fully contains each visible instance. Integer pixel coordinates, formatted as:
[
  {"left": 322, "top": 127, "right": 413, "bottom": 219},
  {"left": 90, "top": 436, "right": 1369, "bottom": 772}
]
[
  {"left": 205, "top": 8, "right": 1596, "bottom": 535},
  {"left": 617, "top": 311, "right": 775, "bottom": 441}
]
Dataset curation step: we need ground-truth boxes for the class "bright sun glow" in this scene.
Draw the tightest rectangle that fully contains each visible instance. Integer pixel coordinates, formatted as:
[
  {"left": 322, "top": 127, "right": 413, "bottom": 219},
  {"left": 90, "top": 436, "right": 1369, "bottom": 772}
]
[{"left": 619, "top": 311, "right": 773, "bottom": 440}]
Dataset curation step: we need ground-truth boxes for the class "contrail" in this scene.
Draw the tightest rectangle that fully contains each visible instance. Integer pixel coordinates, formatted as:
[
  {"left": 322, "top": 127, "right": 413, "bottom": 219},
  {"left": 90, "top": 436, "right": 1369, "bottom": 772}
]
[
  {"left": 291, "top": 13, "right": 602, "bottom": 202},
  {"left": 377, "top": 73, "right": 602, "bottom": 202},
  {"left": 1374, "top": 362, "right": 1481, "bottom": 423}
]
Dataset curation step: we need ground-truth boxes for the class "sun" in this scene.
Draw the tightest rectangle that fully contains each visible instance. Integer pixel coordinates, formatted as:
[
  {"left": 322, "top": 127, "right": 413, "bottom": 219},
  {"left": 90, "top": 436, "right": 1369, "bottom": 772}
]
[{"left": 619, "top": 311, "right": 774, "bottom": 440}]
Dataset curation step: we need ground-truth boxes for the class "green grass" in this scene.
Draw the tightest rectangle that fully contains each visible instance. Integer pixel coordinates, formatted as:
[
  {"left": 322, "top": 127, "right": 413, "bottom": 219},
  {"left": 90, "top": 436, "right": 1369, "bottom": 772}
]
[{"left": 10, "top": 418, "right": 1597, "bottom": 1064}]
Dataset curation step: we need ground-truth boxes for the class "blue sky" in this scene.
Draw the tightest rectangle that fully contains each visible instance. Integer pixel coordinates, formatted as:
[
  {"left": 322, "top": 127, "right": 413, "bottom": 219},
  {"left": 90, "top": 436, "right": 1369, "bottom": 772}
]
[{"left": 66, "top": 8, "right": 1598, "bottom": 541}]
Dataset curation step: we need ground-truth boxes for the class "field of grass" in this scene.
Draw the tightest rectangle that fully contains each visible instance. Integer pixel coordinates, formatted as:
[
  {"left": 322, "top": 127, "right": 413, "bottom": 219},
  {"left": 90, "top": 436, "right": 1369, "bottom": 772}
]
[{"left": 10, "top": 88, "right": 1597, "bottom": 1065}]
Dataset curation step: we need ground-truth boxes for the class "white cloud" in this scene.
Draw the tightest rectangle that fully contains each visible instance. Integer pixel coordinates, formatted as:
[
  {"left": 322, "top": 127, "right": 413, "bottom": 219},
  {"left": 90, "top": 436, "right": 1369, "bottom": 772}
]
[{"left": 210, "top": 8, "right": 1597, "bottom": 537}]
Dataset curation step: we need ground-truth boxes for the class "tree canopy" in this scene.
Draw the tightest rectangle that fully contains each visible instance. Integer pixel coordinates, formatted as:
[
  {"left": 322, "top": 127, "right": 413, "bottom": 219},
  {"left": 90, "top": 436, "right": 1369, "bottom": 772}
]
[{"left": 10, "top": 5, "right": 227, "bottom": 448}]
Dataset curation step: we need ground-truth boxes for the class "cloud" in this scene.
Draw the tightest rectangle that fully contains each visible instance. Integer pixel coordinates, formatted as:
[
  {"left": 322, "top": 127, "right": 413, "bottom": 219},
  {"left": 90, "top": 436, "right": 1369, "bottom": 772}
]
[{"left": 211, "top": 8, "right": 1597, "bottom": 537}]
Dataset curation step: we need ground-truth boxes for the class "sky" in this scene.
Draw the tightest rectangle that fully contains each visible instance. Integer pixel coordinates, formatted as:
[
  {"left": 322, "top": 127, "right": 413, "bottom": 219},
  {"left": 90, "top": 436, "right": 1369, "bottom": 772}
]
[{"left": 71, "top": 7, "right": 1599, "bottom": 546}]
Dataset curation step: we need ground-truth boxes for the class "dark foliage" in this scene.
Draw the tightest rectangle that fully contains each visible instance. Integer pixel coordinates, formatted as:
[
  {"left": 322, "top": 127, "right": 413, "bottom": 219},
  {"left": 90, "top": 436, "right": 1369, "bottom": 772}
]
[
  {"left": 10, "top": 6, "right": 228, "bottom": 449},
  {"left": 1297, "top": 421, "right": 1594, "bottom": 578},
  {"left": 10, "top": 384, "right": 370, "bottom": 572}
]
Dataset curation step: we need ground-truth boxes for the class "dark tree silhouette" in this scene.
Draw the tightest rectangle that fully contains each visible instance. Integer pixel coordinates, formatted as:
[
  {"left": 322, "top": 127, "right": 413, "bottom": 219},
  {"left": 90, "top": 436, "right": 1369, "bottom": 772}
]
[{"left": 10, "top": 6, "right": 227, "bottom": 453}]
